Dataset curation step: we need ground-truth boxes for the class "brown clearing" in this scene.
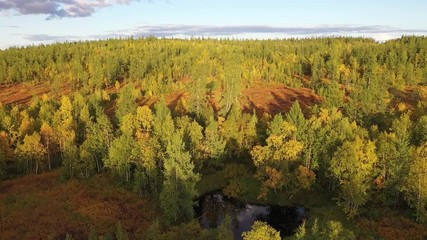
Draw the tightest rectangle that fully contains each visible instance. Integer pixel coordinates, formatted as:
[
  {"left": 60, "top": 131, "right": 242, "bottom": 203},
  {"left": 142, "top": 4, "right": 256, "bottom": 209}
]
[
  {"left": 242, "top": 82, "right": 323, "bottom": 115},
  {"left": 0, "top": 82, "right": 73, "bottom": 106},
  {"left": 0, "top": 81, "right": 323, "bottom": 117},
  {"left": 2, "top": 81, "right": 425, "bottom": 119},
  {"left": 0, "top": 171, "right": 156, "bottom": 240}
]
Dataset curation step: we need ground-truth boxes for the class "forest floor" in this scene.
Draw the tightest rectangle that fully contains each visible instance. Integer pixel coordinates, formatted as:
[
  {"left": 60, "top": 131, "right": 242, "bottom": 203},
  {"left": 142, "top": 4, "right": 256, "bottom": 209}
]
[{"left": 0, "top": 171, "right": 156, "bottom": 240}]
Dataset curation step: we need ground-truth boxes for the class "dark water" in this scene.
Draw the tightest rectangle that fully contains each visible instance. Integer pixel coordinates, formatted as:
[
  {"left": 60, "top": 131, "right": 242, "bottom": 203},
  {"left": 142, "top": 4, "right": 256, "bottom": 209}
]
[{"left": 195, "top": 192, "right": 306, "bottom": 239}]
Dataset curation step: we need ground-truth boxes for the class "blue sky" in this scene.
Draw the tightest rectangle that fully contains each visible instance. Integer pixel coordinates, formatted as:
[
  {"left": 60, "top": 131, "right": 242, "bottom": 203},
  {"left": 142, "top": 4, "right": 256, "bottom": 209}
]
[{"left": 1, "top": 0, "right": 426, "bottom": 49}]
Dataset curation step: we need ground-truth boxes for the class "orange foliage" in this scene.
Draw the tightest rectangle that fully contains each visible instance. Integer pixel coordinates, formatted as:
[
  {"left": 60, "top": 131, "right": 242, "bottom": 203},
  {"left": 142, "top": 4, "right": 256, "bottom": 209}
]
[
  {"left": 0, "top": 171, "right": 156, "bottom": 240},
  {"left": 297, "top": 166, "right": 316, "bottom": 190},
  {"left": 258, "top": 167, "right": 284, "bottom": 200}
]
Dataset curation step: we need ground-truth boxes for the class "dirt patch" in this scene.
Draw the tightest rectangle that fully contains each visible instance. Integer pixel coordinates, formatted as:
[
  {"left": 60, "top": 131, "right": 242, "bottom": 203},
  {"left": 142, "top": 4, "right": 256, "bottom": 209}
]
[
  {"left": 0, "top": 171, "right": 156, "bottom": 240},
  {"left": 242, "top": 83, "right": 323, "bottom": 116},
  {"left": 0, "top": 83, "right": 73, "bottom": 106},
  {"left": 0, "top": 81, "right": 323, "bottom": 117}
]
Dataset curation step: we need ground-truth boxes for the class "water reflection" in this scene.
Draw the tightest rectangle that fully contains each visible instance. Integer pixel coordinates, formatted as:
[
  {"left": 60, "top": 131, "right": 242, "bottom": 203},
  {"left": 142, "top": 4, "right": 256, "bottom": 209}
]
[{"left": 196, "top": 192, "right": 306, "bottom": 239}]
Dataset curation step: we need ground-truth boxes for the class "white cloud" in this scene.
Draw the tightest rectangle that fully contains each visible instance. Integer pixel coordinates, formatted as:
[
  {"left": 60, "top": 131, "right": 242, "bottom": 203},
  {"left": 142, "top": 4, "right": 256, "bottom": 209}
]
[
  {"left": 0, "top": 0, "right": 136, "bottom": 19},
  {"left": 16, "top": 24, "right": 427, "bottom": 48}
]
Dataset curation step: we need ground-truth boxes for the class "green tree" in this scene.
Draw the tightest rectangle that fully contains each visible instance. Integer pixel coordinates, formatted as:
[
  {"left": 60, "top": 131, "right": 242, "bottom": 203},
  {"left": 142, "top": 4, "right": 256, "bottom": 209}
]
[
  {"left": 375, "top": 132, "right": 401, "bottom": 206},
  {"left": 81, "top": 109, "right": 113, "bottom": 173},
  {"left": 160, "top": 131, "right": 200, "bottom": 226},
  {"left": 105, "top": 112, "right": 140, "bottom": 182},
  {"left": 286, "top": 101, "right": 307, "bottom": 140},
  {"left": 413, "top": 116, "right": 427, "bottom": 146},
  {"left": 390, "top": 113, "right": 413, "bottom": 196},
  {"left": 293, "top": 218, "right": 355, "bottom": 240},
  {"left": 203, "top": 117, "right": 226, "bottom": 169},
  {"left": 189, "top": 56, "right": 209, "bottom": 117},
  {"left": 403, "top": 143, "right": 427, "bottom": 223},
  {"left": 134, "top": 106, "right": 161, "bottom": 195},
  {"left": 153, "top": 98, "right": 175, "bottom": 149},
  {"left": 217, "top": 215, "right": 234, "bottom": 240},
  {"left": 220, "top": 55, "right": 243, "bottom": 116},
  {"left": 116, "top": 84, "right": 138, "bottom": 123}
]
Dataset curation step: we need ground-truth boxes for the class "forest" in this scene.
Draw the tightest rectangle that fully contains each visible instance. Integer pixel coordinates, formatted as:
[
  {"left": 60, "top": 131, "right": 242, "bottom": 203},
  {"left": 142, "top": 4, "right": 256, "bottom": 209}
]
[{"left": 0, "top": 36, "right": 427, "bottom": 239}]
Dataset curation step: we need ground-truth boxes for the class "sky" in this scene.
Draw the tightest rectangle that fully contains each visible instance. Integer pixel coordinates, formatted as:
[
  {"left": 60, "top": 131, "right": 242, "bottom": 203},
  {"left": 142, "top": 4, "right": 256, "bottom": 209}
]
[{"left": 1, "top": 0, "right": 427, "bottom": 49}]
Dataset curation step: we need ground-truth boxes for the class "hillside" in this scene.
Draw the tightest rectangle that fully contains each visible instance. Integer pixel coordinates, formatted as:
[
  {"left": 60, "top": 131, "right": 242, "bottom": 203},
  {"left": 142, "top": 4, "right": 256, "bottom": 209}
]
[{"left": 0, "top": 37, "right": 427, "bottom": 239}]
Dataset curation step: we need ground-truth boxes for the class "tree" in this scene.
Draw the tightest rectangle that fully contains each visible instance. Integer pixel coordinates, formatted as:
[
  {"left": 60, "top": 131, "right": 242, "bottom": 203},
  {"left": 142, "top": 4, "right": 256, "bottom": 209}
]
[
  {"left": 134, "top": 133, "right": 161, "bottom": 196},
  {"left": 286, "top": 100, "right": 307, "bottom": 140},
  {"left": 330, "top": 137, "right": 377, "bottom": 217},
  {"left": 15, "top": 132, "right": 46, "bottom": 174},
  {"left": 132, "top": 106, "right": 161, "bottom": 194},
  {"left": 220, "top": 54, "right": 243, "bottom": 116},
  {"left": 203, "top": 117, "right": 226, "bottom": 169},
  {"left": 242, "top": 221, "right": 281, "bottom": 240},
  {"left": 403, "top": 143, "right": 427, "bottom": 223},
  {"left": 375, "top": 132, "right": 401, "bottom": 206},
  {"left": 217, "top": 215, "right": 234, "bottom": 240},
  {"left": 251, "top": 121, "right": 305, "bottom": 199},
  {"left": 135, "top": 106, "right": 154, "bottom": 134},
  {"left": 116, "top": 84, "right": 138, "bottom": 123},
  {"left": 413, "top": 116, "right": 427, "bottom": 146},
  {"left": 306, "top": 108, "right": 356, "bottom": 190},
  {"left": 109, "top": 111, "right": 140, "bottom": 180},
  {"left": 160, "top": 131, "right": 200, "bottom": 226},
  {"left": 82, "top": 109, "right": 113, "bottom": 173},
  {"left": 390, "top": 113, "right": 413, "bottom": 196},
  {"left": 40, "top": 122, "right": 55, "bottom": 171},
  {"left": 176, "top": 116, "right": 204, "bottom": 170},
  {"left": 189, "top": 56, "right": 209, "bottom": 117},
  {"left": 293, "top": 218, "right": 355, "bottom": 240},
  {"left": 53, "top": 96, "right": 77, "bottom": 179},
  {"left": 153, "top": 98, "right": 175, "bottom": 149},
  {"left": 17, "top": 110, "right": 34, "bottom": 140}
]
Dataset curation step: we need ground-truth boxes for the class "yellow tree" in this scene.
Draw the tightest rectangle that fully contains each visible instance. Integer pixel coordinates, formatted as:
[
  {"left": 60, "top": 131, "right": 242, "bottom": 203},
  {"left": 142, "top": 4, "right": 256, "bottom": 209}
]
[
  {"left": 16, "top": 132, "right": 46, "bottom": 174},
  {"left": 242, "top": 221, "right": 281, "bottom": 240},
  {"left": 251, "top": 121, "right": 305, "bottom": 199},
  {"left": 330, "top": 136, "right": 377, "bottom": 217},
  {"left": 18, "top": 110, "right": 34, "bottom": 140},
  {"left": 53, "top": 96, "right": 77, "bottom": 178},
  {"left": 40, "top": 122, "right": 55, "bottom": 171}
]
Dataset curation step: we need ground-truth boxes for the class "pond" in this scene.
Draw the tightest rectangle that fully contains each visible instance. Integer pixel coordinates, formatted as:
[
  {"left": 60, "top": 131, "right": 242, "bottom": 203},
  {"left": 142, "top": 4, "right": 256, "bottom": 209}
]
[{"left": 195, "top": 192, "right": 307, "bottom": 239}]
